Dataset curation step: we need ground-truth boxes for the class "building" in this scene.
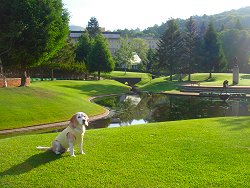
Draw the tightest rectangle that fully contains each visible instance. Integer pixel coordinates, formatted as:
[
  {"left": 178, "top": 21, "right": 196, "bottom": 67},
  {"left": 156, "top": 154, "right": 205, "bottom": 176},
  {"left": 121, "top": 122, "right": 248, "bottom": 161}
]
[
  {"left": 69, "top": 31, "right": 159, "bottom": 56},
  {"left": 69, "top": 31, "right": 121, "bottom": 55}
]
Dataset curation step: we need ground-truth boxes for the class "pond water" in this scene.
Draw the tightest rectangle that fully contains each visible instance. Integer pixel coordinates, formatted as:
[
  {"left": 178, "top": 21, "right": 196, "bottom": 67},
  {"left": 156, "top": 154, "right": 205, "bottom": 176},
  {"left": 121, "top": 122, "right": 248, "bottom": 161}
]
[{"left": 89, "top": 93, "right": 250, "bottom": 129}]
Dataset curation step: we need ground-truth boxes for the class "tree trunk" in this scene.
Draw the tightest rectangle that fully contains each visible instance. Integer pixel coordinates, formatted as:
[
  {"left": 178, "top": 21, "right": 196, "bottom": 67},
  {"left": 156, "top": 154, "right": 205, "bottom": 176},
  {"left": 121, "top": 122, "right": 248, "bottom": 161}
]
[
  {"left": 40, "top": 65, "right": 44, "bottom": 81},
  {"left": 51, "top": 69, "right": 54, "bottom": 81},
  {"left": 188, "top": 63, "right": 191, "bottom": 81},
  {"left": 20, "top": 61, "right": 27, "bottom": 87},
  {"left": 98, "top": 70, "right": 100, "bottom": 80},
  {"left": 0, "top": 57, "right": 3, "bottom": 77},
  {"left": 170, "top": 74, "right": 173, "bottom": 81},
  {"left": 209, "top": 71, "right": 212, "bottom": 79}
]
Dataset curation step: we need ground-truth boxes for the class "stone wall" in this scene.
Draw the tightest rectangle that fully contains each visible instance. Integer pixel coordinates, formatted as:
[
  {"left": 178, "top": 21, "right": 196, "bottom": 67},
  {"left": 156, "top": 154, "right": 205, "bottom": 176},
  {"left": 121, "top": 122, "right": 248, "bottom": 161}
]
[{"left": 0, "top": 77, "right": 30, "bottom": 87}]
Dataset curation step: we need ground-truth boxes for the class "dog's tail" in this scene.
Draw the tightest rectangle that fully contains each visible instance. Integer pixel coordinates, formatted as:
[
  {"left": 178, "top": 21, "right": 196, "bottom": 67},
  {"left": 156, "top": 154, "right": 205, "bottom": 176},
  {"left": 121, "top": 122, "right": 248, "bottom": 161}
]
[{"left": 36, "top": 146, "right": 52, "bottom": 151}]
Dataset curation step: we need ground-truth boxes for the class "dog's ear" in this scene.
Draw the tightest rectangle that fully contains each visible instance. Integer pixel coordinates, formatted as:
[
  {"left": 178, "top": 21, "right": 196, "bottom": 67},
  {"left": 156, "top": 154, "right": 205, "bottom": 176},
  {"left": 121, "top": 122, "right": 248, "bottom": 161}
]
[
  {"left": 85, "top": 115, "right": 89, "bottom": 126},
  {"left": 69, "top": 114, "right": 77, "bottom": 128}
]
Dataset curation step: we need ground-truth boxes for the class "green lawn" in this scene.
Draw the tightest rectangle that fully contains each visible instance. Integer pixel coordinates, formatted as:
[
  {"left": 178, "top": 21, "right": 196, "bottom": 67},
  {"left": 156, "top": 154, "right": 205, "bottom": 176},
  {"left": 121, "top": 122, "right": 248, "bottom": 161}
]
[
  {"left": 0, "top": 80, "right": 129, "bottom": 130},
  {"left": 102, "top": 71, "right": 152, "bottom": 86},
  {"left": 188, "top": 73, "right": 250, "bottom": 86},
  {"left": 0, "top": 117, "right": 249, "bottom": 187},
  {"left": 1, "top": 73, "right": 250, "bottom": 130},
  {"left": 140, "top": 73, "right": 250, "bottom": 92}
]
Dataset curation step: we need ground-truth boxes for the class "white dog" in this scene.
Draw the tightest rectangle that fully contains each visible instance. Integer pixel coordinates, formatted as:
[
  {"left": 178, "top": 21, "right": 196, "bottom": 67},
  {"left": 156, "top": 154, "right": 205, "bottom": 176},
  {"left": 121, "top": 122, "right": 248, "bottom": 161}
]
[{"left": 37, "top": 112, "right": 89, "bottom": 157}]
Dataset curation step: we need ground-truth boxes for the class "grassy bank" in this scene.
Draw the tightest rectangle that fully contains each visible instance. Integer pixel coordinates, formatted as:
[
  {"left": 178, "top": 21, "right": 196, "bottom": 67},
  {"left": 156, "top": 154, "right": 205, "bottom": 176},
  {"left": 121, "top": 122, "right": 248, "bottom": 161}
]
[
  {"left": 140, "top": 73, "right": 250, "bottom": 92},
  {"left": 0, "top": 80, "right": 129, "bottom": 130},
  {"left": 0, "top": 117, "right": 249, "bottom": 187}
]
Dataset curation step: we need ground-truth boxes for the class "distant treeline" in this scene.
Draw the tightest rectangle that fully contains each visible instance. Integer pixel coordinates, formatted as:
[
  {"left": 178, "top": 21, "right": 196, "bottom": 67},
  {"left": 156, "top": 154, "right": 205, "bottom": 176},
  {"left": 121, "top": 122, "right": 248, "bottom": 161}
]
[{"left": 115, "top": 7, "right": 250, "bottom": 38}]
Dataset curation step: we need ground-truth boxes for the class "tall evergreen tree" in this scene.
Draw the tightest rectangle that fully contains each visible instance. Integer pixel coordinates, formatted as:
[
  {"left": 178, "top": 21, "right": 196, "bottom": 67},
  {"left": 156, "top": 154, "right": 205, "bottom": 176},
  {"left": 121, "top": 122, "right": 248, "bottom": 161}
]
[
  {"left": 86, "top": 17, "right": 101, "bottom": 38},
  {"left": 88, "top": 34, "right": 114, "bottom": 80},
  {"left": 75, "top": 32, "right": 92, "bottom": 64},
  {"left": 203, "top": 22, "right": 227, "bottom": 78},
  {"left": 157, "top": 19, "right": 182, "bottom": 81},
  {"left": 147, "top": 48, "right": 158, "bottom": 73},
  {"left": 182, "top": 16, "right": 199, "bottom": 81}
]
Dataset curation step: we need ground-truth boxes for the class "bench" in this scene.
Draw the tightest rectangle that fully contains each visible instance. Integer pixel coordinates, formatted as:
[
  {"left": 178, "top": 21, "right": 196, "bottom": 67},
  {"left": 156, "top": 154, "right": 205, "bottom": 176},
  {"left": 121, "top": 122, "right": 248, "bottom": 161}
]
[{"left": 190, "top": 81, "right": 200, "bottom": 86}]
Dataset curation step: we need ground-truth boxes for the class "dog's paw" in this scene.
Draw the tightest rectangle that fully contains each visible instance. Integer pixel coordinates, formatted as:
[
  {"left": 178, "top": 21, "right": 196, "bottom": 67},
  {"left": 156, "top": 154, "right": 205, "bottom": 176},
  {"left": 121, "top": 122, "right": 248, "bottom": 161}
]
[
  {"left": 71, "top": 154, "right": 76, "bottom": 157},
  {"left": 80, "top": 150, "right": 85, "bottom": 155}
]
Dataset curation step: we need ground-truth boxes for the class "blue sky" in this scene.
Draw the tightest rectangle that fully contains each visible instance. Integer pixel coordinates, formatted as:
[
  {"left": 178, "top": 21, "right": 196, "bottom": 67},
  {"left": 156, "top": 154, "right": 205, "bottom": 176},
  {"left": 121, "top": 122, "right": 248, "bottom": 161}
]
[{"left": 62, "top": 0, "right": 250, "bottom": 31}]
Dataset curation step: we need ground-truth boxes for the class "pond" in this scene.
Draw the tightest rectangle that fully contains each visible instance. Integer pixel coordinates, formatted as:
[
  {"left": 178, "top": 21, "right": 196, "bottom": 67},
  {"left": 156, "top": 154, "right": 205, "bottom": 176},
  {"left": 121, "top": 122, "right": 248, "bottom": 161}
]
[
  {"left": 90, "top": 93, "right": 250, "bottom": 129},
  {"left": 1, "top": 93, "right": 249, "bottom": 139}
]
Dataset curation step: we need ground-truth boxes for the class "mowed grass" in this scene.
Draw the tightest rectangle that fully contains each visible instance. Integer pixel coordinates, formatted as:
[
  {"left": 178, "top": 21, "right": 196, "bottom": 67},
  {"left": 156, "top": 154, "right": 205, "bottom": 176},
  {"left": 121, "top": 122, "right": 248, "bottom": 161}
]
[
  {"left": 140, "top": 73, "right": 250, "bottom": 92},
  {"left": 102, "top": 71, "right": 152, "bottom": 86},
  {"left": 0, "top": 117, "right": 249, "bottom": 187},
  {"left": 0, "top": 80, "right": 129, "bottom": 130}
]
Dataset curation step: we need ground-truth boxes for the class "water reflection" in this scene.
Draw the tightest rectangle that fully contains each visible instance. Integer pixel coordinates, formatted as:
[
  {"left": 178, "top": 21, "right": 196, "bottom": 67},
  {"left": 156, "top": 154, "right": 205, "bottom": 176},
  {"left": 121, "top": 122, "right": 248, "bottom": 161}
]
[{"left": 92, "top": 93, "right": 250, "bottom": 129}]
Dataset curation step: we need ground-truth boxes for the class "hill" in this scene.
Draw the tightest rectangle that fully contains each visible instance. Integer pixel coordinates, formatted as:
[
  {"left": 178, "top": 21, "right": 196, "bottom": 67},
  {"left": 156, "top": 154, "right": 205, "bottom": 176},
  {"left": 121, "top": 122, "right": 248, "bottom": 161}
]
[
  {"left": 117, "top": 6, "right": 250, "bottom": 37},
  {"left": 69, "top": 25, "right": 85, "bottom": 31}
]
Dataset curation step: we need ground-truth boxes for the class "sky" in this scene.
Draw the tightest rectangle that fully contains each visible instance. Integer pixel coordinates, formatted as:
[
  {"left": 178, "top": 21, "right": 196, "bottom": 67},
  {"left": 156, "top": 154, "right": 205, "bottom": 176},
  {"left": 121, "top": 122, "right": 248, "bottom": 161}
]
[{"left": 62, "top": 0, "right": 250, "bottom": 31}]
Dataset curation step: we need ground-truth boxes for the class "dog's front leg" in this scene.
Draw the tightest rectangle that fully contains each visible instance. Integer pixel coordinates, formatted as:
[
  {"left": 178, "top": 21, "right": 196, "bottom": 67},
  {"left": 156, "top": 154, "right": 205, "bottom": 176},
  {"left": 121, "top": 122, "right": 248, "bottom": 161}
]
[
  {"left": 67, "top": 133, "right": 76, "bottom": 157},
  {"left": 69, "top": 142, "right": 75, "bottom": 157},
  {"left": 79, "top": 136, "right": 85, "bottom": 154}
]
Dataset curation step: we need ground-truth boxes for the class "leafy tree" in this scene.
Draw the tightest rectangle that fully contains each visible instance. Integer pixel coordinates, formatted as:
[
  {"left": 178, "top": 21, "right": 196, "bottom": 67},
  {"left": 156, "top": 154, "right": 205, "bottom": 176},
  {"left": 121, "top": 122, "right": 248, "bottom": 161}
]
[
  {"left": 114, "top": 37, "right": 133, "bottom": 74},
  {"left": 75, "top": 32, "right": 92, "bottom": 64},
  {"left": 0, "top": 0, "right": 69, "bottom": 86},
  {"left": 88, "top": 34, "right": 114, "bottom": 80},
  {"left": 129, "top": 38, "right": 149, "bottom": 72},
  {"left": 157, "top": 19, "right": 182, "bottom": 81},
  {"left": 86, "top": 17, "right": 101, "bottom": 38},
  {"left": 220, "top": 29, "right": 250, "bottom": 72},
  {"left": 203, "top": 22, "right": 227, "bottom": 78},
  {"left": 182, "top": 16, "right": 199, "bottom": 81},
  {"left": 47, "top": 39, "right": 78, "bottom": 80},
  {"left": 147, "top": 48, "right": 158, "bottom": 74}
]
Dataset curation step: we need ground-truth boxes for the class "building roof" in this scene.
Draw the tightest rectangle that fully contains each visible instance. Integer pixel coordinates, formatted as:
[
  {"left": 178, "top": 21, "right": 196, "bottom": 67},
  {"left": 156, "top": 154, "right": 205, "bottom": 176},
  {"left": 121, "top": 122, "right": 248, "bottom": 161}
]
[{"left": 69, "top": 31, "right": 121, "bottom": 39}]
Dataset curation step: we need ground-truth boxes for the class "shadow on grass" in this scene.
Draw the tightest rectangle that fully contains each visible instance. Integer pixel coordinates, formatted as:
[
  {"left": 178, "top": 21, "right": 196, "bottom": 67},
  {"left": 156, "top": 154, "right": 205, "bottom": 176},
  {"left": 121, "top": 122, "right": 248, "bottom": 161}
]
[
  {"left": 216, "top": 116, "right": 250, "bottom": 131},
  {"left": 240, "top": 75, "right": 250, "bottom": 79},
  {"left": 0, "top": 151, "right": 61, "bottom": 177}
]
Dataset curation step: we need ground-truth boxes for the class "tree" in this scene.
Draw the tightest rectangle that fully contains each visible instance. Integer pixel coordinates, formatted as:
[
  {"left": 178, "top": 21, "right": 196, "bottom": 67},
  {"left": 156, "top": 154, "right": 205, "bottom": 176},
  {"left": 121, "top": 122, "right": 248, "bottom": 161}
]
[
  {"left": 114, "top": 37, "right": 133, "bottom": 74},
  {"left": 203, "top": 22, "right": 227, "bottom": 78},
  {"left": 157, "top": 19, "right": 182, "bottom": 81},
  {"left": 0, "top": 0, "right": 69, "bottom": 86},
  {"left": 88, "top": 34, "right": 114, "bottom": 80},
  {"left": 220, "top": 29, "right": 250, "bottom": 72},
  {"left": 86, "top": 17, "right": 101, "bottom": 38},
  {"left": 182, "top": 16, "right": 199, "bottom": 81},
  {"left": 75, "top": 32, "right": 92, "bottom": 64},
  {"left": 129, "top": 38, "right": 149, "bottom": 72},
  {"left": 147, "top": 48, "right": 158, "bottom": 74},
  {"left": 235, "top": 19, "right": 243, "bottom": 30},
  {"left": 46, "top": 39, "right": 77, "bottom": 80}
]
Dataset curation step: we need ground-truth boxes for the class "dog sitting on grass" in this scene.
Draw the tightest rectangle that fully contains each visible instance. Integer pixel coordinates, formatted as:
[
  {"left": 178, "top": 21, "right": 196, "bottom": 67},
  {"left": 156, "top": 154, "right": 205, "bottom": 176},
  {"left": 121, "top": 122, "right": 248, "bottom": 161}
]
[{"left": 37, "top": 112, "right": 89, "bottom": 157}]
